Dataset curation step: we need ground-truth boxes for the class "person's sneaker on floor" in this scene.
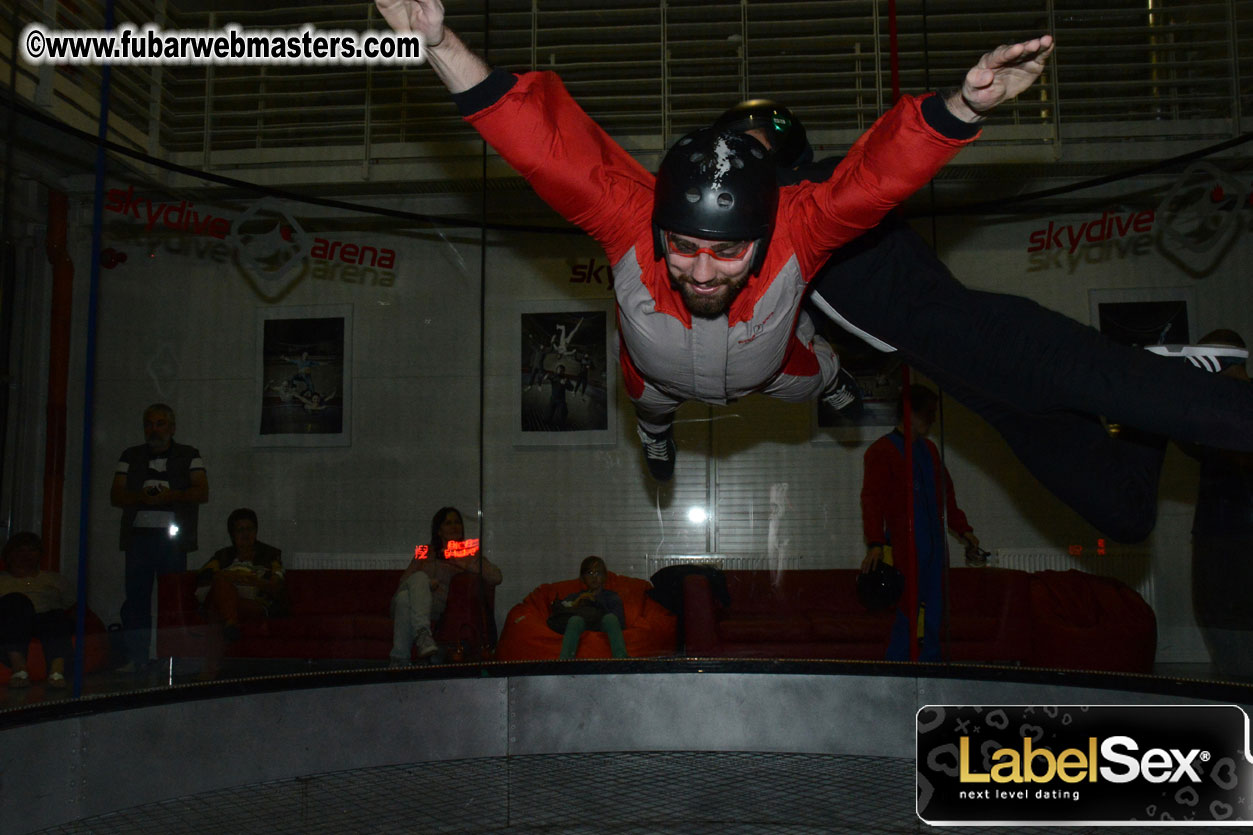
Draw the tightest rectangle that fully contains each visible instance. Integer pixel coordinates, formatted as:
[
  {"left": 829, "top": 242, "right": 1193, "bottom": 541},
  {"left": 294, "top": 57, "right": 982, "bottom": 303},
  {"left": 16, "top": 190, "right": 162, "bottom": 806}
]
[
  {"left": 821, "top": 368, "right": 864, "bottom": 419},
  {"left": 1145, "top": 343, "right": 1249, "bottom": 373},
  {"left": 7, "top": 669, "right": 30, "bottom": 688},
  {"left": 636, "top": 425, "right": 677, "bottom": 482},
  {"left": 47, "top": 658, "right": 67, "bottom": 688},
  {"left": 414, "top": 628, "right": 439, "bottom": 659}
]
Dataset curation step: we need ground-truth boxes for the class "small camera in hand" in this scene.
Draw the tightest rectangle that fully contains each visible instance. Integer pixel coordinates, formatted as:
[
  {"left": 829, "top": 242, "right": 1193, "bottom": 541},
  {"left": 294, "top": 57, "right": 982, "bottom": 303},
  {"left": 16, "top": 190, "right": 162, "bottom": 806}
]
[{"left": 144, "top": 485, "right": 161, "bottom": 497}]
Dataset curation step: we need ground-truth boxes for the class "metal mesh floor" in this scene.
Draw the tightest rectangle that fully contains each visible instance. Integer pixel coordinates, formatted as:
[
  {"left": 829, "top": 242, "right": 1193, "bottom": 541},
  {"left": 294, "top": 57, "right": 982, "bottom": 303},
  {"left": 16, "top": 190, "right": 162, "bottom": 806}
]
[{"left": 28, "top": 750, "right": 1174, "bottom": 835}]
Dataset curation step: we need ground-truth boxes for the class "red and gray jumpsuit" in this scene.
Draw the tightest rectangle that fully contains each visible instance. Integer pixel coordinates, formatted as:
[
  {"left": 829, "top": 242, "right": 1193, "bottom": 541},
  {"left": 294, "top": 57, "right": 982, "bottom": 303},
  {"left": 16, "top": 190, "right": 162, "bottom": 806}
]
[{"left": 454, "top": 69, "right": 977, "bottom": 434}]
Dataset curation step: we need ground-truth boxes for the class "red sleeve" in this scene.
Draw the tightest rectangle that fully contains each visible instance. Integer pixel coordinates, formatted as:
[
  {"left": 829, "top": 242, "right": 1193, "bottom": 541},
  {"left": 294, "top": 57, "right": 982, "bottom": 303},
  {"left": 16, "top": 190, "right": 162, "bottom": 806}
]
[
  {"left": 465, "top": 71, "right": 653, "bottom": 264},
  {"left": 861, "top": 438, "right": 896, "bottom": 545},
  {"left": 927, "top": 440, "right": 972, "bottom": 535},
  {"left": 785, "top": 93, "right": 978, "bottom": 280}
]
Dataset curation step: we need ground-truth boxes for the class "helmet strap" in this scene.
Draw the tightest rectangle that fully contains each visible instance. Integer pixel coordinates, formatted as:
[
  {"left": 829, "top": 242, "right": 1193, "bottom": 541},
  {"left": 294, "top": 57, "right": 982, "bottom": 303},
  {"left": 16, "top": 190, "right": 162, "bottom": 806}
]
[{"left": 749, "top": 238, "right": 769, "bottom": 275}]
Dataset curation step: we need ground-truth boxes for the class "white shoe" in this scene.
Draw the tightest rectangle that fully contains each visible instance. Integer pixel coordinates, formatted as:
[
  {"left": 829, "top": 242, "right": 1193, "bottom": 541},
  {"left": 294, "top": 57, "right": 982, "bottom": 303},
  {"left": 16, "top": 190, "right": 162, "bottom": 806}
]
[
  {"left": 414, "top": 629, "right": 439, "bottom": 659},
  {"left": 1145, "top": 343, "right": 1248, "bottom": 373}
]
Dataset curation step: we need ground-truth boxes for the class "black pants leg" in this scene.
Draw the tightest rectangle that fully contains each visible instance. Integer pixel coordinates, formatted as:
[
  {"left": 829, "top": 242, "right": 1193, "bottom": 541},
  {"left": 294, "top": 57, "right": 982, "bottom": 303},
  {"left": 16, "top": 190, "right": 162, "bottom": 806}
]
[
  {"left": 917, "top": 370, "right": 1167, "bottom": 541},
  {"left": 1192, "top": 533, "right": 1253, "bottom": 678},
  {"left": 0, "top": 593, "right": 36, "bottom": 662},
  {"left": 809, "top": 217, "right": 1249, "bottom": 541},
  {"left": 31, "top": 610, "right": 74, "bottom": 665}
]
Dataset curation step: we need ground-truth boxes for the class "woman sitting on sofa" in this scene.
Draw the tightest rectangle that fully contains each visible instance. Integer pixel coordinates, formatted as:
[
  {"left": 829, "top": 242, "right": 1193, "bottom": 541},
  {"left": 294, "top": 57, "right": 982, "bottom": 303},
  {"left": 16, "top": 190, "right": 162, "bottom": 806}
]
[
  {"left": 390, "top": 506, "right": 502, "bottom": 666},
  {"left": 0, "top": 532, "right": 74, "bottom": 688},
  {"left": 550, "top": 556, "right": 628, "bottom": 660},
  {"left": 194, "top": 507, "right": 286, "bottom": 680}
]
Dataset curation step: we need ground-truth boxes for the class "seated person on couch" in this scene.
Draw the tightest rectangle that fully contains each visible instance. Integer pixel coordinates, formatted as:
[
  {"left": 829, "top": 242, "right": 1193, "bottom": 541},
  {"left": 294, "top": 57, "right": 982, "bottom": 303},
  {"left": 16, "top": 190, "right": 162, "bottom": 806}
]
[
  {"left": 0, "top": 532, "right": 74, "bottom": 689},
  {"left": 195, "top": 508, "right": 286, "bottom": 679},
  {"left": 391, "top": 506, "right": 502, "bottom": 666},
  {"left": 550, "top": 556, "right": 628, "bottom": 660}
]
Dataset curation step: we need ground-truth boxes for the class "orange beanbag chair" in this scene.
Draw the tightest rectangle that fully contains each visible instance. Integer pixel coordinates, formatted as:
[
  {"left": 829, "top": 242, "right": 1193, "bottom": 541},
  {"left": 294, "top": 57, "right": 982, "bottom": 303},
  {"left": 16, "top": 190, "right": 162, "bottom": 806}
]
[{"left": 496, "top": 572, "right": 676, "bottom": 661}]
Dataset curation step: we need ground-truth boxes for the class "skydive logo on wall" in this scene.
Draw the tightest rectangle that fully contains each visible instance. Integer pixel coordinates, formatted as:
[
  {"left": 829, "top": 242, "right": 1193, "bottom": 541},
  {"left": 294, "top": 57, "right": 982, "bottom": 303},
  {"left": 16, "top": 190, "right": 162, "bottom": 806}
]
[
  {"left": 1024, "top": 162, "right": 1252, "bottom": 277},
  {"left": 103, "top": 187, "right": 398, "bottom": 302},
  {"left": 917, "top": 705, "right": 1253, "bottom": 825}
]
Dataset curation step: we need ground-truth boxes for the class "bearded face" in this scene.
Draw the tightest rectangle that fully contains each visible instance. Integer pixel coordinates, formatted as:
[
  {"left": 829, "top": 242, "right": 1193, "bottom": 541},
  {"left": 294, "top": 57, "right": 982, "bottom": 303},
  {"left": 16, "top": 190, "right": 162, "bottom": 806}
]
[{"left": 662, "top": 232, "right": 756, "bottom": 319}]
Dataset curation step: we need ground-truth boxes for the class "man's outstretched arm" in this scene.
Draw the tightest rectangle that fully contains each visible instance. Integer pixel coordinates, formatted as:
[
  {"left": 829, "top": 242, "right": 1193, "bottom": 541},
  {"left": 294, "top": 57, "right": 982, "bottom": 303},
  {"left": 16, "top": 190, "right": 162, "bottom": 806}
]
[
  {"left": 790, "top": 34, "right": 1054, "bottom": 274},
  {"left": 943, "top": 35, "right": 1054, "bottom": 123},
  {"left": 375, "top": 0, "right": 488, "bottom": 93},
  {"left": 374, "top": 0, "right": 652, "bottom": 262}
]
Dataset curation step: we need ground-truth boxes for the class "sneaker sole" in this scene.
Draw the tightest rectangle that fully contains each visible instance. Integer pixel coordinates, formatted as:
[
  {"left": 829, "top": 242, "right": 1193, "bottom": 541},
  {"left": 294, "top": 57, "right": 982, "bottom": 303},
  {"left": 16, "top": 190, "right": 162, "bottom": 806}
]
[{"left": 1145, "top": 343, "right": 1248, "bottom": 373}]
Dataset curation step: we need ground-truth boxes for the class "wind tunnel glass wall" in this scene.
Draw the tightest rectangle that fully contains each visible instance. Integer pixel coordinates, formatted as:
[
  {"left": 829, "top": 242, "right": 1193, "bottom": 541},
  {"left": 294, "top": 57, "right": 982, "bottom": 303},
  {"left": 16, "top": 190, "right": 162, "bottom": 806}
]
[{"left": 6, "top": 0, "right": 1253, "bottom": 704}]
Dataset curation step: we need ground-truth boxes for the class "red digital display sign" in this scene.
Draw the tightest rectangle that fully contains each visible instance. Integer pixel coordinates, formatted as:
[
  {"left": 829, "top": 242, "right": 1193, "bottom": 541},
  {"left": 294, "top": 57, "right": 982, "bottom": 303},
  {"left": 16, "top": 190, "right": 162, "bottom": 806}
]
[{"left": 414, "top": 539, "right": 481, "bottom": 560}]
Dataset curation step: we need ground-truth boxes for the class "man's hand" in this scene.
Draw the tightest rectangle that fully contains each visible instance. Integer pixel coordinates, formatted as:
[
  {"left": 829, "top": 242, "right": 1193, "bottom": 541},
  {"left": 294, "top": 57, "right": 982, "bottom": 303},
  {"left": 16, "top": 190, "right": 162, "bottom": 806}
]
[
  {"left": 140, "top": 486, "right": 169, "bottom": 506},
  {"left": 448, "top": 555, "right": 480, "bottom": 573},
  {"left": 375, "top": 0, "right": 444, "bottom": 45},
  {"left": 860, "top": 546, "right": 884, "bottom": 574},
  {"left": 947, "top": 35, "right": 1054, "bottom": 123},
  {"left": 374, "top": 0, "right": 489, "bottom": 93}
]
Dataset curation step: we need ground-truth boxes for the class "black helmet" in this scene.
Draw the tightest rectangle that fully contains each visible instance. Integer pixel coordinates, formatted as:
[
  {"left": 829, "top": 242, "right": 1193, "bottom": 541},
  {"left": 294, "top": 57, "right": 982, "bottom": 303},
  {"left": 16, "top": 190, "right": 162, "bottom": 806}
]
[
  {"left": 652, "top": 128, "right": 777, "bottom": 274},
  {"left": 856, "top": 562, "right": 905, "bottom": 612},
  {"left": 714, "top": 99, "right": 812, "bottom": 168}
]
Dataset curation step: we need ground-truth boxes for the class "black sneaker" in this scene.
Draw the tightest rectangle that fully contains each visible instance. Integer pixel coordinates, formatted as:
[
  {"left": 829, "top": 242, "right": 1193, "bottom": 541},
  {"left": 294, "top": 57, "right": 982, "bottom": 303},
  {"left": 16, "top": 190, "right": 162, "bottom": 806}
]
[
  {"left": 821, "top": 367, "right": 864, "bottom": 419},
  {"left": 636, "top": 425, "right": 676, "bottom": 482},
  {"left": 1145, "top": 343, "right": 1248, "bottom": 373}
]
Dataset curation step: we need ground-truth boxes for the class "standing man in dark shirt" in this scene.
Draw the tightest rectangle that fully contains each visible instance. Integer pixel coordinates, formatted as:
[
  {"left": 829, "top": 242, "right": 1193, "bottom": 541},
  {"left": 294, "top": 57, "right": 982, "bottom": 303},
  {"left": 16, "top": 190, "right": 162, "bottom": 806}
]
[
  {"left": 1185, "top": 330, "right": 1253, "bottom": 678},
  {"left": 110, "top": 403, "right": 208, "bottom": 671}
]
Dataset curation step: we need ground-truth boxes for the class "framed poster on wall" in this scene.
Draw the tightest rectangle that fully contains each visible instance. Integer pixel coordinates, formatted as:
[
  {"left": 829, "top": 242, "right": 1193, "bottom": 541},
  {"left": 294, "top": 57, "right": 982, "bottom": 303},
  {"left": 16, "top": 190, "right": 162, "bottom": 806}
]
[
  {"left": 255, "top": 305, "right": 352, "bottom": 447},
  {"left": 1088, "top": 287, "right": 1197, "bottom": 347},
  {"left": 515, "top": 299, "right": 616, "bottom": 447}
]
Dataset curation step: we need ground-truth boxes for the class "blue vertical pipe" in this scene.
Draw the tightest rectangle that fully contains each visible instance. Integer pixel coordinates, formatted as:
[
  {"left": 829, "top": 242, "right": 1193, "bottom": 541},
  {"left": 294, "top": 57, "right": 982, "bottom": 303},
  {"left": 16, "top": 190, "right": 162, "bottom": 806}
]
[{"left": 73, "top": 0, "right": 115, "bottom": 699}]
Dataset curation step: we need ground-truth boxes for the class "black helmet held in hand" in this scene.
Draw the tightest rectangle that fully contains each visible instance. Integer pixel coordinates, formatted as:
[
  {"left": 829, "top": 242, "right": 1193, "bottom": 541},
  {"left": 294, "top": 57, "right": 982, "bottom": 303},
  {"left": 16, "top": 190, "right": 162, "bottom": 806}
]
[
  {"left": 857, "top": 561, "right": 905, "bottom": 612},
  {"left": 714, "top": 99, "right": 812, "bottom": 168},
  {"left": 651, "top": 128, "right": 778, "bottom": 275}
]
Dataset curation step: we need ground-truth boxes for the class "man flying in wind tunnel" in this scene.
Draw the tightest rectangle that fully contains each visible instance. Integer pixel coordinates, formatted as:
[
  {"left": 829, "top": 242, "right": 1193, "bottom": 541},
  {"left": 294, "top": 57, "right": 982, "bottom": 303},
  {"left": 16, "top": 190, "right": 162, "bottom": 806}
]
[
  {"left": 372, "top": 2, "right": 1064, "bottom": 481},
  {"left": 715, "top": 98, "right": 1252, "bottom": 542}
]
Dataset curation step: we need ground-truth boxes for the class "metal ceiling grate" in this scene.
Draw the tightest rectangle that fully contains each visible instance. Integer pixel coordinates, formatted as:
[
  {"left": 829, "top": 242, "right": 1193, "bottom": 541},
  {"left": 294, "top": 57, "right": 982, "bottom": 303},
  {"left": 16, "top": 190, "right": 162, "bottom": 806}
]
[{"left": 4, "top": 1, "right": 1253, "bottom": 171}]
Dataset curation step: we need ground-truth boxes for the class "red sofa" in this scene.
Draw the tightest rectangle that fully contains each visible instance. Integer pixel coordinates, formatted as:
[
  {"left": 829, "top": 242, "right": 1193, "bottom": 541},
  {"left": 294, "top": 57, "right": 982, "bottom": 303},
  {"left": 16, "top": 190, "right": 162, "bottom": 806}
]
[
  {"left": 682, "top": 567, "right": 1157, "bottom": 672},
  {"left": 683, "top": 567, "right": 1032, "bottom": 663},
  {"left": 1027, "top": 569, "right": 1157, "bottom": 673},
  {"left": 496, "top": 572, "right": 676, "bottom": 661},
  {"left": 156, "top": 569, "right": 495, "bottom": 662}
]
